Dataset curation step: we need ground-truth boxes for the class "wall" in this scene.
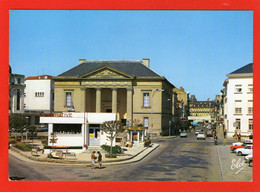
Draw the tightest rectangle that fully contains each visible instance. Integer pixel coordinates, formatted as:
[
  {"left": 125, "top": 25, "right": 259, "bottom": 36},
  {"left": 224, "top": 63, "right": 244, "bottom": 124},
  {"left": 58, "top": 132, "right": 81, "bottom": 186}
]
[{"left": 25, "top": 79, "right": 53, "bottom": 111}]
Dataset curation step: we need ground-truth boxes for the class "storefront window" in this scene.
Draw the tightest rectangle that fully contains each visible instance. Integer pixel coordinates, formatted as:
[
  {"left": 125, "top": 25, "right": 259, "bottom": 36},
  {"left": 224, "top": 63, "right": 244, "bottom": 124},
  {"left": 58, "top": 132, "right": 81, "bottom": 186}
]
[{"left": 53, "top": 124, "right": 81, "bottom": 134}]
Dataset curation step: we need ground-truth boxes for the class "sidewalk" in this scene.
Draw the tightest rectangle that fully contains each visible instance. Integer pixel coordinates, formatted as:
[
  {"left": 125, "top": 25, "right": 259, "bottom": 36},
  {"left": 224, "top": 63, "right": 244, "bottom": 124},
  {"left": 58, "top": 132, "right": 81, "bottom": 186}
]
[{"left": 9, "top": 143, "right": 160, "bottom": 166}]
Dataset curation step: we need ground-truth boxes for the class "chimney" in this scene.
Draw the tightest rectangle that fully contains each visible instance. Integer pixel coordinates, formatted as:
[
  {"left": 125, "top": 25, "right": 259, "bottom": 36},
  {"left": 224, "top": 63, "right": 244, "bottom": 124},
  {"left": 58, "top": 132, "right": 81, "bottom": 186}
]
[
  {"left": 180, "top": 87, "right": 184, "bottom": 92},
  {"left": 79, "top": 59, "right": 86, "bottom": 64},
  {"left": 142, "top": 58, "right": 150, "bottom": 68},
  {"left": 207, "top": 98, "right": 210, "bottom": 101}
]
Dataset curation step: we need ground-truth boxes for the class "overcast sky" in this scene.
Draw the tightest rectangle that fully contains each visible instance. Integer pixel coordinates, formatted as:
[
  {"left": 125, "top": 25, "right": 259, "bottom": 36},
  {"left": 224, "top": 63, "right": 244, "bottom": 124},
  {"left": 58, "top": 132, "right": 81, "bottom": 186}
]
[{"left": 9, "top": 10, "right": 253, "bottom": 101}]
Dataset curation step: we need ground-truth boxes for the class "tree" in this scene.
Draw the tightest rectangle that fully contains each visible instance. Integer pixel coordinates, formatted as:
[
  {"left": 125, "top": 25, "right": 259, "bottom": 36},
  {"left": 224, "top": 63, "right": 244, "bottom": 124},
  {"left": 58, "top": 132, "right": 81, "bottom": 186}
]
[
  {"left": 101, "top": 121, "right": 125, "bottom": 157},
  {"left": 27, "top": 125, "right": 37, "bottom": 143},
  {"left": 9, "top": 114, "right": 28, "bottom": 141},
  {"left": 49, "top": 132, "right": 58, "bottom": 152}
]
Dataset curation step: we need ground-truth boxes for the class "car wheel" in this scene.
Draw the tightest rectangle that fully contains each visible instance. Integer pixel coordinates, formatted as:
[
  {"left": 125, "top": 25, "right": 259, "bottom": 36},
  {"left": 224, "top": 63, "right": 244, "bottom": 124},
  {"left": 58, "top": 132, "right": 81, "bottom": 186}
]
[
  {"left": 249, "top": 160, "right": 253, "bottom": 167},
  {"left": 238, "top": 152, "right": 242, "bottom": 156}
]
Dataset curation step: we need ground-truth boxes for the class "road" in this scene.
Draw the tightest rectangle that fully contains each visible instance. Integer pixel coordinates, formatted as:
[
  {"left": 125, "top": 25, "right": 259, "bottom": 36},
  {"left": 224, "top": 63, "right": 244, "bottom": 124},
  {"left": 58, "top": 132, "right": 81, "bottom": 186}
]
[{"left": 9, "top": 130, "right": 252, "bottom": 181}]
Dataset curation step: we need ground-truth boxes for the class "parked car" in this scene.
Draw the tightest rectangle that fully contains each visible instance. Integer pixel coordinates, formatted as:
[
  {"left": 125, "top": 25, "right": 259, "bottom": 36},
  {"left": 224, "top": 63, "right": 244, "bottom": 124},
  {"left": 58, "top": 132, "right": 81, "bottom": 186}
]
[
  {"left": 36, "top": 126, "right": 48, "bottom": 132},
  {"left": 195, "top": 130, "right": 203, "bottom": 135},
  {"left": 244, "top": 154, "right": 252, "bottom": 163},
  {"left": 236, "top": 145, "right": 253, "bottom": 156},
  {"left": 230, "top": 142, "right": 253, "bottom": 152},
  {"left": 206, "top": 130, "right": 213, "bottom": 137},
  {"left": 249, "top": 159, "right": 253, "bottom": 167},
  {"left": 232, "top": 141, "right": 253, "bottom": 146},
  {"left": 180, "top": 131, "right": 187, "bottom": 138},
  {"left": 197, "top": 132, "right": 205, "bottom": 140}
]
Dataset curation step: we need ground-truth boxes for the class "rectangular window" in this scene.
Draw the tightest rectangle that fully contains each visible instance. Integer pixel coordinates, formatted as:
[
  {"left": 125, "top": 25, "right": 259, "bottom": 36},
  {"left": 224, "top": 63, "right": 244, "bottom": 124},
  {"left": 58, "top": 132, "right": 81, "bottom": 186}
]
[
  {"left": 235, "top": 85, "right": 242, "bottom": 93},
  {"left": 35, "top": 92, "right": 44, "bottom": 97},
  {"left": 248, "top": 100, "right": 253, "bottom": 114},
  {"left": 143, "top": 117, "right": 149, "bottom": 127},
  {"left": 248, "top": 119, "right": 253, "bottom": 131},
  {"left": 235, "top": 119, "right": 241, "bottom": 130},
  {"left": 143, "top": 93, "right": 150, "bottom": 107},
  {"left": 66, "top": 92, "right": 72, "bottom": 107},
  {"left": 248, "top": 84, "right": 253, "bottom": 93},
  {"left": 234, "top": 100, "right": 242, "bottom": 114}
]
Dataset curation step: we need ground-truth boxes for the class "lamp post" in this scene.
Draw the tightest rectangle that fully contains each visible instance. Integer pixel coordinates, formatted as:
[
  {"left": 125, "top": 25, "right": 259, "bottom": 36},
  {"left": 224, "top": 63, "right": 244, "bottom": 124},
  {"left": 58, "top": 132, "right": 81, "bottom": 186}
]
[{"left": 151, "top": 89, "right": 164, "bottom": 140}]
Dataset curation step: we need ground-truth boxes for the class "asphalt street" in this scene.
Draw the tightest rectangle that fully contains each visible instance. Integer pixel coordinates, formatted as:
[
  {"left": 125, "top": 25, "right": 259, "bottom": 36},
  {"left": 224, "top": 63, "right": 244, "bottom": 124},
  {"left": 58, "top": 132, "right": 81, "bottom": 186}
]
[{"left": 9, "top": 130, "right": 252, "bottom": 181}]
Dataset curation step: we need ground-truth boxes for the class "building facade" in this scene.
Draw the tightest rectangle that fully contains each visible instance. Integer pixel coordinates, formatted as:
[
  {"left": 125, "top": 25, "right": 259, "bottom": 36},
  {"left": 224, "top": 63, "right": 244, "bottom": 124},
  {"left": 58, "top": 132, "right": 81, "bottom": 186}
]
[
  {"left": 24, "top": 75, "right": 54, "bottom": 113},
  {"left": 24, "top": 75, "right": 54, "bottom": 126},
  {"left": 188, "top": 95, "right": 216, "bottom": 123},
  {"left": 41, "top": 59, "right": 176, "bottom": 147},
  {"left": 223, "top": 63, "right": 253, "bottom": 138},
  {"left": 9, "top": 66, "right": 25, "bottom": 114},
  {"left": 172, "top": 87, "right": 190, "bottom": 132}
]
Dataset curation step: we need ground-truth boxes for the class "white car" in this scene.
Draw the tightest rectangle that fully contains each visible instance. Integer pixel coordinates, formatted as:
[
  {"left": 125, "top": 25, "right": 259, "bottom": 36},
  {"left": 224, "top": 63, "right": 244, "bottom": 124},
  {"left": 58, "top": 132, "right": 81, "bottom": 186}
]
[
  {"left": 195, "top": 130, "right": 203, "bottom": 135},
  {"left": 197, "top": 132, "right": 205, "bottom": 140},
  {"left": 180, "top": 131, "right": 187, "bottom": 138},
  {"left": 236, "top": 145, "right": 253, "bottom": 156},
  {"left": 244, "top": 154, "right": 253, "bottom": 163},
  {"left": 232, "top": 141, "right": 253, "bottom": 146}
]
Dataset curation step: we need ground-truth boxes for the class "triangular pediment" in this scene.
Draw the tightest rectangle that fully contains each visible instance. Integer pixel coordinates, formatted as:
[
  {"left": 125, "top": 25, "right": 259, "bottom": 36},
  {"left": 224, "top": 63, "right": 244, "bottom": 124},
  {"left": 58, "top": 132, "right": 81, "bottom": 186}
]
[{"left": 79, "top": 66, "right": 133, "bottom": 79}]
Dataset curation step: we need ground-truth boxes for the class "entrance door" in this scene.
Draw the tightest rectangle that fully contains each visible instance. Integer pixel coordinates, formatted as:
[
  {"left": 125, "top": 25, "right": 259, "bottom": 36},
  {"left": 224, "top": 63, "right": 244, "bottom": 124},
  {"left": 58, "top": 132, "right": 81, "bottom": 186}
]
[
  {"left": 89, "top": 127, "right": 100, "bottom": 146},
  {"left": 132, "top": 132, "right": 139, "bottom": 146}
]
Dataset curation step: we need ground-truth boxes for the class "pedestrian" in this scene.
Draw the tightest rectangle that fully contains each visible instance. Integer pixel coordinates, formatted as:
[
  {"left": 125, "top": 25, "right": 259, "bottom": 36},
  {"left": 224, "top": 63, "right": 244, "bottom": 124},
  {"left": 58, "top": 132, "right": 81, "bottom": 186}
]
[
  {"left": 249, "top": 133, "right": 253, "bottom": 140},
  {"left": 238, "top": 133, "right": 241, "bottom": 142},
  {"left": 214, "top": 135, "right": 218, "bottom": 145},
  {"left": 224, "top": 130, "right": 227, "bottom": 139},
  {"left": 91, "top": 151, "right": 97, "bottom": 169},
  {"left": 97, "top": 151, "right": 102, "bottom": 169}
]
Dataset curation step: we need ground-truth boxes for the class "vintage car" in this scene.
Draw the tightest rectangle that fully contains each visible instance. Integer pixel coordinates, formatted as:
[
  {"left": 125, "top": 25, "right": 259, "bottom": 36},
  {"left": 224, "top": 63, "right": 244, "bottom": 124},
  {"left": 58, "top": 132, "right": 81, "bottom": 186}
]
[
  {"left": 236, "top": 145, "right": 253, "bottom": 156},
  {"left": 180, "top": 131, "right": 187, "bottom": 138},
  {"left": 244, "top": 154, "right": 252, "bottom": 163},
  {"left": 230, "top": 142, "right": 253, "bottom": 152},
  {"left": 197, "top": 132, "right": 205, "bottom": 140},
  {"left": 206, "top": 130, "right": 213, "bottom": 137},
  {"left": 195, "top": 129, "right": 203, "bottom": 135}
]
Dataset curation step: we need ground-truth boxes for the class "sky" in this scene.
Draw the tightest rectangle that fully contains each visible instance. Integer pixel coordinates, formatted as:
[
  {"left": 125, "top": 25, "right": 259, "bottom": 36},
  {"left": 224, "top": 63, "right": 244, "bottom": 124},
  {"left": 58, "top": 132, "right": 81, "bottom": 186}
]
[{"left": 9, "top": 10, "right": 253, "bottom": 101}]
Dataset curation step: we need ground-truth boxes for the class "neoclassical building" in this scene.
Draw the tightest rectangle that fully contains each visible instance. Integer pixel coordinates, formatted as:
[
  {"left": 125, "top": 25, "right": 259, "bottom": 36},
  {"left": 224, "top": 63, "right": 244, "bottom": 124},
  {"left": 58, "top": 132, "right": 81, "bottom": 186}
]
[{"left": 53, "top": 59, "right": 175, "bottom": 135}]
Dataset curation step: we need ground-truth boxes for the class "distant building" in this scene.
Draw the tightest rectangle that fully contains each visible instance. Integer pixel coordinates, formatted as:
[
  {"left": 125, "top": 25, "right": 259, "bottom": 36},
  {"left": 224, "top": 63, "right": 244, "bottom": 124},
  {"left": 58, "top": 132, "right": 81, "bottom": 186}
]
[
  {"left": 173, "top": 87, "right": 190, "bottom": 132},
  {"left": 9, "top": 66, "right": 25, "bottom": 114},
  {"left": 223, "top": 63, "right": 253, "bottom": 138},
  {"left": 188, "top": 95, "right": 216, "bottom": 123}
]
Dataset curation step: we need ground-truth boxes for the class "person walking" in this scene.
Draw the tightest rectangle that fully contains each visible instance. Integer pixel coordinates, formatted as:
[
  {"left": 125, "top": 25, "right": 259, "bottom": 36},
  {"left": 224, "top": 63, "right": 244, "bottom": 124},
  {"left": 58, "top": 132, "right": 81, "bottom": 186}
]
[
  {"left": 97, "top": 151, "right": 102, "bottom": 169},
  {"left": 91, "top": 151, "right": 97, "bottom": 169},
  {"left": 214, "top": 135, "right": 218, "bottom": 145},
  {"left": 238, "top": 133, "right": 241, "bottom": 142}
]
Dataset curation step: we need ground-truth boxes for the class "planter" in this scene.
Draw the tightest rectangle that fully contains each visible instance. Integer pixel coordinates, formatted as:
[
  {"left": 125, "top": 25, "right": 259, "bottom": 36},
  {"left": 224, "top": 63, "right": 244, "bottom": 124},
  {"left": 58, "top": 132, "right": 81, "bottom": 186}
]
[{"left": 105, "top": 154, "right": 117, "bottom": 158}]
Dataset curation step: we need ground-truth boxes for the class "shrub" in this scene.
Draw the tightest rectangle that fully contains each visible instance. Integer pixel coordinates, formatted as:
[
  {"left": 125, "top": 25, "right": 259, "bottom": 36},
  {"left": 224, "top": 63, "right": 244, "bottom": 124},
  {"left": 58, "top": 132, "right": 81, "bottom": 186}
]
[
  {"left": 9, "top": 138, "right": 17, "bottom": 144},
  {"left": 15, "top": 142, "right": 32, "bottom": 151},
  {"left": 101, "top": 145, "right": 122, "bottom": 154}
]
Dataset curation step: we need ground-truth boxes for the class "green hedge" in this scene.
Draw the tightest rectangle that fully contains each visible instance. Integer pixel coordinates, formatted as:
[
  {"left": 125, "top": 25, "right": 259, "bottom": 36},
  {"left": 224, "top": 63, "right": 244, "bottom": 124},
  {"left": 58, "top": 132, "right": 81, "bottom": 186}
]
[
  {"left": 15, "top": 142, "right": 32, "bottom": 151},
  {"left": 101, "top": 145, "right": 122, "bottom": 154},
  {"left": 44, "top": 146, "right": 82, "bottom": 149}
]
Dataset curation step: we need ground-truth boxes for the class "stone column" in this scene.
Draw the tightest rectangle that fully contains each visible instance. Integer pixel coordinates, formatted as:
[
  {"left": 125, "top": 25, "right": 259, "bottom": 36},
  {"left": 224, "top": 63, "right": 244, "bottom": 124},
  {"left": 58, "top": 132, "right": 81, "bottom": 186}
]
[
  {"left": 96, "top": 88, "right": 101, "bottom": 112},
  {"left": 126, "top": 87, "right": 133, "bottom": 126},
  {"left": 112, "top": 88, "right": 117, "bottom": 114},
  {"left": 81, "top": 88, "right": 86, "bottom": 112}
]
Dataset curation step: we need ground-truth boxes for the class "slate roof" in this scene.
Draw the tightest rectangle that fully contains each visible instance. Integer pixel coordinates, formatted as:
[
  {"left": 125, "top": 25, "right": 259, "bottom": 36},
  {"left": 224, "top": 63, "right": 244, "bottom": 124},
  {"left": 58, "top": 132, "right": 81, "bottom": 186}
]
[
  {"left": 58, "top": 60, "right": 160, "bottom": 77},
  {"left": 230, "top": 63, "right": 253, "bottom": 74},
  {"left": 191, "top": 101, "right": 216, "bottom": 108}
]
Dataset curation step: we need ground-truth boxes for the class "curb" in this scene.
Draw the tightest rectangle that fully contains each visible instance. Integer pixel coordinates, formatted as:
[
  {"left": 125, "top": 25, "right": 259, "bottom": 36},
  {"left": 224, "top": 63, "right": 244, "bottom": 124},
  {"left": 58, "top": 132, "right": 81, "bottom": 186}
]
[{"left": 9, "top": 144, "right": 160, "bottom": 166}]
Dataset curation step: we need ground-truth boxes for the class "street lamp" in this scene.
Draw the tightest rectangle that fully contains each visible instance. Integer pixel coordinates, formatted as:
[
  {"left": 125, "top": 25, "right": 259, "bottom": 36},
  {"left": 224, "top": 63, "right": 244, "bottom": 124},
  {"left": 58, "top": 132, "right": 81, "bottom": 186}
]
[{"left": 151, "top": 89, "right": 164, "bottom": 140}]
